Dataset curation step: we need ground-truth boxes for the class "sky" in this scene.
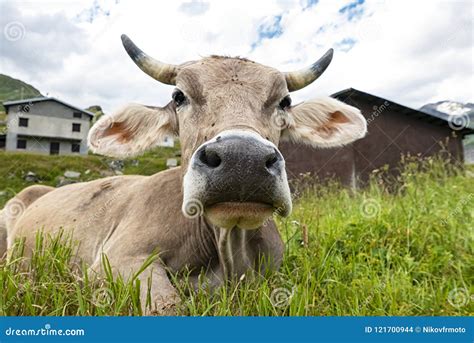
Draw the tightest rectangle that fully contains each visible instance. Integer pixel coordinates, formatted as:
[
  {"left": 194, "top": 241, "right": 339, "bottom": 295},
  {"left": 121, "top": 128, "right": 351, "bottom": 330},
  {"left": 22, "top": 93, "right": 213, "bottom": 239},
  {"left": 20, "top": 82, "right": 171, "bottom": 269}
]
[{"left": 0, "top": 0, "right": 473, "bottom": 114}]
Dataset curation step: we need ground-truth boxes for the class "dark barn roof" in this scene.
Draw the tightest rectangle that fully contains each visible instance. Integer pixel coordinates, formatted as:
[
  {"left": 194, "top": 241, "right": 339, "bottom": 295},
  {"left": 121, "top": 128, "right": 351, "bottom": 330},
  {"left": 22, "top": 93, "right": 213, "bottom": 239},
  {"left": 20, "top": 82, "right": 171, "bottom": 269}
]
[
  {"left": 3, "top": 97, "right": 94, "bottom": 117},
  {"left": 332, "top": 88, "right": 474, "bottom": 137}
]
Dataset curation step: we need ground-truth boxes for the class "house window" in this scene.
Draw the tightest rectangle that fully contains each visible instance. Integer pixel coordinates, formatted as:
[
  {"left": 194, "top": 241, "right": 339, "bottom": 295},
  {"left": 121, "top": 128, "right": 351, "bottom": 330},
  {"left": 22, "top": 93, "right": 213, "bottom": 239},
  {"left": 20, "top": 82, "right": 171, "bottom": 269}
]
[
  {"left": 17, "top": 139, "right": 27, "bottom": 149},
  {"left": 73, "top": 112, "right": 82, "bottom": 119},
  {"left": 19, "top": 118, "right": 29, "bottom": 127},
  {"left": 72, "top": 123, "right": 81, "bottom": 132},
  {"left": 71, "top": 143, "right": 81, "bottom": 153}
]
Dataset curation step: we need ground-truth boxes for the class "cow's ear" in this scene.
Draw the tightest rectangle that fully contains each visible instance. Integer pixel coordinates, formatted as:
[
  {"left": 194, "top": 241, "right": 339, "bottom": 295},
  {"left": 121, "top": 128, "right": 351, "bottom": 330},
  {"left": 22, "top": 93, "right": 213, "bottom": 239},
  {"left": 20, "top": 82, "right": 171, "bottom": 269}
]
[
  {"left": 281, "top": 97, "right": 367, "bottom": 148},
  {"left": 88, "top": 103, "right": 178, "bottom": 158}
]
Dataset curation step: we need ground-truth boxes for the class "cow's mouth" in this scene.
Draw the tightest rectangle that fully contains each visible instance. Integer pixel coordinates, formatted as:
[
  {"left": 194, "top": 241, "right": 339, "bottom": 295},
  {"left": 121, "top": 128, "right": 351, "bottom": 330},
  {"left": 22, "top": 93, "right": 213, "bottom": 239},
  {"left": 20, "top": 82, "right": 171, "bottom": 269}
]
[{"left": 205, "top": 201, "right": 275, "bottom": 230}]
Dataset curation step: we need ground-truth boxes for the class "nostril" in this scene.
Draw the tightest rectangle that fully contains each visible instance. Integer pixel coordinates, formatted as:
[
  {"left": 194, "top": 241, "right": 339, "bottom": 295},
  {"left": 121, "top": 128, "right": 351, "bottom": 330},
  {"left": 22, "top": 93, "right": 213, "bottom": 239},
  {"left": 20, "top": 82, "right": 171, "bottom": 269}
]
[
  {"left": 265, "top": 151, "right": 279, "bottom": 170},
  {"left": 198, "top": 147, "right": 222, "bottom": 168},
  {"left": 206, "top": 150, "right": 222, "bottom": 168}
]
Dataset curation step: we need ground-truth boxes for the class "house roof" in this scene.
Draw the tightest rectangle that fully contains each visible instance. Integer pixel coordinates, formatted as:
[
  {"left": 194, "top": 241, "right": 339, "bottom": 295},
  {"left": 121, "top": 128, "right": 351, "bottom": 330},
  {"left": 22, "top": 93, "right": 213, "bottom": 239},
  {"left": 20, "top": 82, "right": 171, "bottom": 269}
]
[
  {"left": 3, "top": 97, "right": 94, "bottom": 117},
  {"left": 332, "top": 88, "right": 474, "bottom": 136}
]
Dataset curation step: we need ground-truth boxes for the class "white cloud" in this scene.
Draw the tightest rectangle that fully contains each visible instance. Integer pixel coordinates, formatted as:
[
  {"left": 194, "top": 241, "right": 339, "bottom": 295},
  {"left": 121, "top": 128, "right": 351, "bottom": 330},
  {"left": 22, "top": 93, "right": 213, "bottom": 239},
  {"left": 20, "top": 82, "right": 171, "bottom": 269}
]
[
  {"left": 178, "top": 0, "right": 210, "bottom": 16},
  {"left": 0, "top": 0, "right": 472, "bottom": 114}
]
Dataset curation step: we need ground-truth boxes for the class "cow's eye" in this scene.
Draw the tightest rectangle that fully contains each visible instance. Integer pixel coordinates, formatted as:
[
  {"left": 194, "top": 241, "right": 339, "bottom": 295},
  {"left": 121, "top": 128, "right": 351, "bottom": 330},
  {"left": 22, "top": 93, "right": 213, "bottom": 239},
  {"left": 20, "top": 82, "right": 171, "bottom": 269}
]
[
  {"left": 279, "top": 95, "right": 292, "bottom": 109},
  {"left": 172, "top": 89, "right": 187, "bottom": 107}
]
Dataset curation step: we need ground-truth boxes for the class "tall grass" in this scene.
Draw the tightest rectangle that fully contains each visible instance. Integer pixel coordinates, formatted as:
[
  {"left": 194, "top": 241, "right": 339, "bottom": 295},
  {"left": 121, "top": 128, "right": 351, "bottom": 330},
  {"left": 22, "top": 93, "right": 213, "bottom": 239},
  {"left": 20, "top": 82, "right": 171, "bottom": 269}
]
[
  {"left": 1, "top": 232, "right": 146, "bottom": 316},
  {"left": 1, "top": 157, "right": 473, "bottom": 316}
]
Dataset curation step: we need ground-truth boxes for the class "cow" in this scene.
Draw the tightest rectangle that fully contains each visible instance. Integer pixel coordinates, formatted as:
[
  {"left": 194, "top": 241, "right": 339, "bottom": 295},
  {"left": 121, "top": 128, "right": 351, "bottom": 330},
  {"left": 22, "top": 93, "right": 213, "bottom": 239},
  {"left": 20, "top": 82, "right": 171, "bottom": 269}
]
[{"left": 0, "top": 34, "right": 367, "bottom": 314}]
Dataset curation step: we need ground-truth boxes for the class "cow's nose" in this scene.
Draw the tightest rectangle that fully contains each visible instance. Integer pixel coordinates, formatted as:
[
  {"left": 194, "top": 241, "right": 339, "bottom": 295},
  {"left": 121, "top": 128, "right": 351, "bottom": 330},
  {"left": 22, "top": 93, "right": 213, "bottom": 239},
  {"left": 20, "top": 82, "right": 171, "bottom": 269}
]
[
  {"left": 195, "top": 134, "right": 283, "bottom": 176},
  {"left": 187, "top": 131, "right": 289, "bottom": 211}
]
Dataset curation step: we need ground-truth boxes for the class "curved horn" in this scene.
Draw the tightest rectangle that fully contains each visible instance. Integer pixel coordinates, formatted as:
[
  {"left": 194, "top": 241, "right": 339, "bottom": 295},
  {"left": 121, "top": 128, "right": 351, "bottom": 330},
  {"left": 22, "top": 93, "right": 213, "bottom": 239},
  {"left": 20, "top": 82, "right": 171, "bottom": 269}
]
[
  {"left": 121, "top": 34, "right": 178, "bottom": 85},
  {"left": 284, "top": 48, "right": 334, "bottom": 92}
]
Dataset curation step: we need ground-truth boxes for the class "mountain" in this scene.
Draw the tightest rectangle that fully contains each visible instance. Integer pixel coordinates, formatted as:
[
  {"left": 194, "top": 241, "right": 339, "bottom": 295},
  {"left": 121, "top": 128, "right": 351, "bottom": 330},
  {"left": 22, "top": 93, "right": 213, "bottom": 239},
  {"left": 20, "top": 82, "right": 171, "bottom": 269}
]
[
  {"left": 420, "top": 101, "right": 474, "bottom": 159},
  {"left": 0, "top": 74, "right": 43, "bottom": 112},
  {"left": 420, "top": 101, "right": 474, "bottom": 130},
  {"left": 86, "top": 105, "right": 106, "bottom": 123}
]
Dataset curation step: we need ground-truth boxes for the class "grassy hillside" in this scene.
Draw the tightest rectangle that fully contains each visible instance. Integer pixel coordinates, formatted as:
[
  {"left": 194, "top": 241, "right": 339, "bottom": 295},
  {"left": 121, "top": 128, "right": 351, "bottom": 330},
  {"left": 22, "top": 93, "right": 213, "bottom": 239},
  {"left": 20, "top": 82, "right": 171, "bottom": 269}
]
[
  {"left": 0, "top": 156, "right": 472, "bottom": 316},
  {"left": 86, "top": 105, "right": 106, "bottom": 123},
  {"left": 0, "top": 74, "right": 42, "bottom": 112},
  {"left": 0, "top": 147, "right": 180, "bottom": 208}
]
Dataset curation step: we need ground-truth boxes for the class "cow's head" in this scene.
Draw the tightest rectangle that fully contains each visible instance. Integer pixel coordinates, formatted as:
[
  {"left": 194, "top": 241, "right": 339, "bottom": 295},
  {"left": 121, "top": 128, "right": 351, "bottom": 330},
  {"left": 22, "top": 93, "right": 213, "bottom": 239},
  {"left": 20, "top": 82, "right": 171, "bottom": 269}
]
[{"left": 88, "top": 35, "right": 366, "bottom": 230}]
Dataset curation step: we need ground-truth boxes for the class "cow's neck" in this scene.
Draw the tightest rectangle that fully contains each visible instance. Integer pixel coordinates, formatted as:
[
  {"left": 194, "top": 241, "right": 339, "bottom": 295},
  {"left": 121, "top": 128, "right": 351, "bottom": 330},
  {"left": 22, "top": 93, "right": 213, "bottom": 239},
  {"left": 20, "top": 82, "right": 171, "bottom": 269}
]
[{"left": 212, "top": 226, "right": 253, "bottom": 281}]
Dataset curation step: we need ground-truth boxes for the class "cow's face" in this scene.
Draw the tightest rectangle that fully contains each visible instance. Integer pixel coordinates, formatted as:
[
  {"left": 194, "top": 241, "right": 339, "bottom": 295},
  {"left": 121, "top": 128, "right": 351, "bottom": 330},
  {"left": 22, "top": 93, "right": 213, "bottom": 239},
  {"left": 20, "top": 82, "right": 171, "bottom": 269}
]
[{"left": 88, "top": 35, "right": 367, "bottom": 230}]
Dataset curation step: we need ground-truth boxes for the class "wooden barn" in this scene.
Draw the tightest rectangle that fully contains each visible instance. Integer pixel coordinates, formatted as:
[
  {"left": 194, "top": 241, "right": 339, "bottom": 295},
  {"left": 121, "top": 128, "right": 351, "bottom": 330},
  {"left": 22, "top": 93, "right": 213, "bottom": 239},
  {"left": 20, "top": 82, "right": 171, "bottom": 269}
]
[{"left": 279, "top": 88, "right": 474, "bottom": 187}]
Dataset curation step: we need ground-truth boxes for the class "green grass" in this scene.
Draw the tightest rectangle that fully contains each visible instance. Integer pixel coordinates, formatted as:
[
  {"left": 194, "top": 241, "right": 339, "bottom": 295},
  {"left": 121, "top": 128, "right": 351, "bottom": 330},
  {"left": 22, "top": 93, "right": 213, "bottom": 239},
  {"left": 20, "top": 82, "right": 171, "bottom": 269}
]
[
  {"left": 1, "top": 232, "right": 146, "bottom": 316},
  {"left": 0, "top": 147, "right": 180, "bottom": 208},
  {"left": 1, "top": 157, "right": 473, "bottom": 316}
]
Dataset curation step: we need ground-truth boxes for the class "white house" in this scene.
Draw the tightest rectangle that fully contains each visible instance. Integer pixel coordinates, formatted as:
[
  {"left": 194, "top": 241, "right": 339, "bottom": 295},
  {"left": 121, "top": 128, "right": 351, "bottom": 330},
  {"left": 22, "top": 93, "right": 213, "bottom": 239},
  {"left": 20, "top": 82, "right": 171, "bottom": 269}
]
[
  {"left": 3, "top": 97, "right": 93, "bottom": 155},
  {"left": 3, "top": 97, "right": 175, "bottom": 155}
]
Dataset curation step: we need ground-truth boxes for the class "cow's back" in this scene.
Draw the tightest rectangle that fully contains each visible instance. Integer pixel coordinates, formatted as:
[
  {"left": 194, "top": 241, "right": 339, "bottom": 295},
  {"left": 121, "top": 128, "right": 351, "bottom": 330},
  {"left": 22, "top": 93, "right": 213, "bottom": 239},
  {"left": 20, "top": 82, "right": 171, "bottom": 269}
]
[{"left": 8, "top": 173, "right": 149, "bottom": 263}]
